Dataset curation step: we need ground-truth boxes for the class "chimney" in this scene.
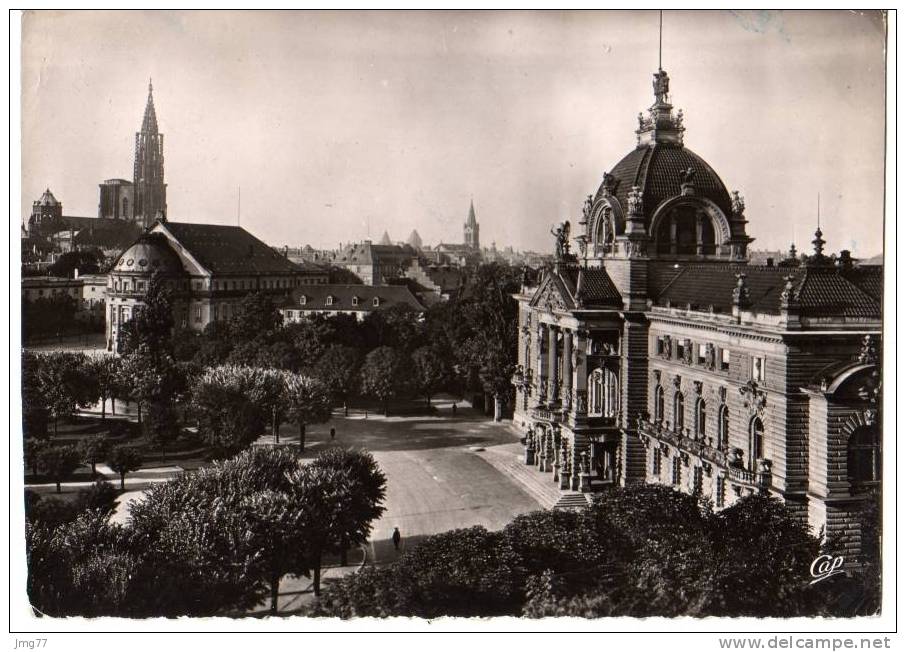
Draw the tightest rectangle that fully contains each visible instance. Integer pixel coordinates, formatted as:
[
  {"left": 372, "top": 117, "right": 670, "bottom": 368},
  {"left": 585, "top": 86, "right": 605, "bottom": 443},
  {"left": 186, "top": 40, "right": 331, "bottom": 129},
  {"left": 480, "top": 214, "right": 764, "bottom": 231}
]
[{"left": 838, "top": 250, "right": 853, "bottom": 270}]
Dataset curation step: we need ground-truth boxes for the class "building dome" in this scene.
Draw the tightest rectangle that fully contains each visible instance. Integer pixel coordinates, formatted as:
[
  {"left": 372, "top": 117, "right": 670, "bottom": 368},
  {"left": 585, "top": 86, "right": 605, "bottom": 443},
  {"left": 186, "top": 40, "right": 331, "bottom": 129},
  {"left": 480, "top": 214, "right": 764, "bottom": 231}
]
[
  {"left": 581, "top": 68, "right": 750, "bottom": 261},
  {"left": 113, "top": 232, "right": 183, "bottom": 274},
  {"left": 595, "top": 143, "right": 732, "bottom": 231},
  {"left": 37, "top": 188, "right": 60, "bottom": 207}
]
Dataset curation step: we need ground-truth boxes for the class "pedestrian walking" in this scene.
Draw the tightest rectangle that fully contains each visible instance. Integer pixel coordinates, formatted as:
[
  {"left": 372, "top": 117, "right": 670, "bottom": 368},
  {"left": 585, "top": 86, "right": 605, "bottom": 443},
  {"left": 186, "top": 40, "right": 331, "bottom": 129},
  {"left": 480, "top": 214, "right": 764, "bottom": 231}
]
[
  {"left": 392, "top": 527, "right": 401, "bottom": 551},
  {"left": 330, "top": 427, "right": 336, "bottom": 440}
]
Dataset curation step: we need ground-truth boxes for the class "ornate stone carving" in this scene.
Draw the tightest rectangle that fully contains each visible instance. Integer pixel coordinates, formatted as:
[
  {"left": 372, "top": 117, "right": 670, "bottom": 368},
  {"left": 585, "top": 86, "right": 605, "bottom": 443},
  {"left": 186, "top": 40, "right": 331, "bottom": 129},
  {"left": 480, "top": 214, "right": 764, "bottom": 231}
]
[
  {"left": 682, "top": 344, "right": 694, "bottom": 366},
  {"left": 659, "top": 335, "right": 673, "bottom": 360},
  {"left": 653, "top": 69, "right": 670, "bottom": 100},
  {"left": 739, "top": 379, "right": 767, "bottom": 416},
  {"left": 627, "top": 185, "right": 644, "bottom": 216},
  {"left": 780, "top": 274, "right": 797, "bottom": 308},
  {"left": 680, "top": 167, "right": 696, "bottom": 195},
  {"left": 693, "top": 380, "right": 703, "bottom": 395},
  {"left": 718, "top": 386, "right": 727, "bottom": 404},
  {"left": 574, "top": 389, "right": 587, "bottom": 414},
  {"left": 653, "top": 369, "right": 662, "bottom": 383},
  {"left": 581, "top": 194, "right": 594, "bottom": 223},
  {"left": 704, "top": 343, "right": 716, "bottom": 370},
  {"left": 673, "top": 374, "right": 682, "bottom": 390},
  {"left": 731, "top": 190, "right": 746, "bottom": 218},
  {"left": 858, "top": 334, "right": 879, "bottom": 365},
  {"left": 602, "top": 174, "right": 618, "bottom": 196},
  {"left": 676, "top": 108, "right": 684, "bottom": 128},
  {"left": 732, "top": 273, "right": 751, "bottom": 309},
  {"left": 537, "top": 284, "right": 567, "bottom": 312}
]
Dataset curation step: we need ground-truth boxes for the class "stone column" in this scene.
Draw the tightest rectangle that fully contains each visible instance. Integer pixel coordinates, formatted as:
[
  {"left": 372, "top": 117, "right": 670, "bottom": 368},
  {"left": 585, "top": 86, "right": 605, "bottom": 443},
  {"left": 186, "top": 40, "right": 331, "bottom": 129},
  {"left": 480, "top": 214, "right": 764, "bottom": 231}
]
[
  {"left": 562, "top": 329, "right": 573, "bottom": 406},
  {"left": 669, "top": 213, "right": 678, "bottom": 255},
  {"left": 696, "top": 211, "right": 704, "bottom": 255},
  {"left": 572, "top": 330, "right": 589, "bottom": 416},
  {"left": 558, "top": 440, "right": 570, "bottom": 489},
  {"left": 547, "top": 325, "right": 559, "bottom": 405},
  {"left": 537, "top": 324, "right": 548, "bottom": 404}
]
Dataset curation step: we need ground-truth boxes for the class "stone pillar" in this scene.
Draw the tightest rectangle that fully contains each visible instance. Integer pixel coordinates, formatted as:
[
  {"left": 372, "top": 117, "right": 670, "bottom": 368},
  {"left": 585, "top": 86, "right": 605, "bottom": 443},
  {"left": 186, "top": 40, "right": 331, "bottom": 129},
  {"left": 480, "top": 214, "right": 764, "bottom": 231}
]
[
  {"left": 572, "top": 330, "right": 588, "bottom": 416},
  {"left": 558, "top": 440, "right": 570, "bottom": 489},
  {"left": 696, "top": 212, "right": 704, "bottom": 255},
  {"left": 578, "top": 450, "right": 592, "bottom": 493},
  {"left": 537, "top": 324, "right": 548, "bottom": 404},
  {"left": 669, "top": 213, "right": 678, "bottom": 255},
  {"left": 547, "top": 326, "right": 559, "bottom": 405},
  {"left": 562, "top": 329, "right": 573, "bottom": 405}
]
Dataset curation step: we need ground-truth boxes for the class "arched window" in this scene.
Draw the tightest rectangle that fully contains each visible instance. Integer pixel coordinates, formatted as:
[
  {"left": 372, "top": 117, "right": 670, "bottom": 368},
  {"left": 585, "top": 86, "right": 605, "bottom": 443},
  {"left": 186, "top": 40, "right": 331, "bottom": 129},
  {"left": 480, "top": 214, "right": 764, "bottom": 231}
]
[
  {"left": 847, "top": 427, "right": 880, "bottom": 484},
  {"left": 717, "top": 405, "right": 729, "bottom": 451},
  {"left": 656, "top": 205, "right": 718, "bottom": 256},
  {"left": 695, "top": 399, "right": 706, "bottom": 440},
  {"left": 673, "top": 392, "right": 685, "bottom": 433},
  {"left": 750, "top": 417, "right": 765, "bottom": 471},
  {"left": 588, "top": 368, "right": 619, "bottom": 418},
  {"left": 654, "top": 385, "right": 665, "bottom": 423}
]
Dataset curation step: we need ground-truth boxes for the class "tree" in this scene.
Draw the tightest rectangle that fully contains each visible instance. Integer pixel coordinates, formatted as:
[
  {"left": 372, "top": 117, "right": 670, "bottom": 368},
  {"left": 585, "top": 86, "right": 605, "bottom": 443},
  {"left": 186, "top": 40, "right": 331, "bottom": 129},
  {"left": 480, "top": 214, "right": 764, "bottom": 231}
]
[
  {"left": 191, "top": 365, "right": 269, "bottom": 454},
  {"left": 37, "top": 444, "right": 83, "bottom": 493},
  {"left": 360, "top": 346, "right": 409, "bottom": 416},
  {"left": 78, "top": 434, "right": 110, "bottom": 476},
  {"left": 229, "top": 291, "right": 282, "bottom": 343},
  {"left": 312, "top": 448, "right": 387, "bottom": 565},
  {"left": 26, "top": 511, "right": 136, "bottom": 617},
  {"left": 706, "top": 493, "right": 822, "bottom": 617},
  {"left": 144, "top": 400, "right": 180, "bottom": 461},
  {"left": 117, "top": 352, "right": 181, "bottom": 425},
  {"left": 410, "top": 345, "right": 448, "bottom": 407},
  {"left": 239, "top": 490, "right": 309, "bottom": 614},
  {"left": 315, "top": 345, "right": 360, "bottom": 415},
  {"left": 22, "top": 352, "right": 49, "bottom": 438},
  {"left": 47, "top": 250, "right": 101, "bottom": 277},
  {"left": 286, "top": 462, "right": 350, "bottom": 596},
  {"left": 24, "top": 438, "right": 49, "bottom": 476},
  {"left": 107, "top": 445, "right": 143, "bottom": 490},
  {"left": 35, "top": 352, "right": 97, "bottom": 435},
  {"left": 284, "top": 374, "right": 332, "bottom": 450},
  {"left": 117, "top": 274, "right": 175, "bottom": 358},
  {"left": 86, "top": 354, "right": 121, "bottom": 421}
]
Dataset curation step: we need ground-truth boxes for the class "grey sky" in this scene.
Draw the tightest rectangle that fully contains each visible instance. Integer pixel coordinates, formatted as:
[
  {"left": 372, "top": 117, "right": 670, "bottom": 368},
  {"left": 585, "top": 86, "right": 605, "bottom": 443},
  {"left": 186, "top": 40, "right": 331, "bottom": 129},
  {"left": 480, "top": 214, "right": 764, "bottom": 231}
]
[{"left": 21, "top": 10, "right": 886, "bottom": 256}]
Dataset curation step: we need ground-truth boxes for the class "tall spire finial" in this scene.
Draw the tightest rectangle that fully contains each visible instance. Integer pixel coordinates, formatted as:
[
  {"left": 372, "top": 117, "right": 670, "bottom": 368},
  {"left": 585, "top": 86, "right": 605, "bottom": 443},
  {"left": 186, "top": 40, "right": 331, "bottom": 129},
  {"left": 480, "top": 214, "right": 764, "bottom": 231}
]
[
  {"left": 149, "top": 77, "right": 153, "bottom": 93},
  {"left": 658, "top": 10, "right": 663, "bottom": 71},
  {"left": 817, "top": 192, "right": 821, "bottom": 228}
]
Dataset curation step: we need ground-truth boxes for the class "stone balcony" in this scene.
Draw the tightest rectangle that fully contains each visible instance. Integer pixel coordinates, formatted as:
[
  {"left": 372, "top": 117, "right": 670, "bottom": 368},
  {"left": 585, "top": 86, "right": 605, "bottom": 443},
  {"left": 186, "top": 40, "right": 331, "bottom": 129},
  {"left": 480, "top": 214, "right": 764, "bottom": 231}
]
[{"left": 637, "top": 417, "right": 772, "bottom": 491}]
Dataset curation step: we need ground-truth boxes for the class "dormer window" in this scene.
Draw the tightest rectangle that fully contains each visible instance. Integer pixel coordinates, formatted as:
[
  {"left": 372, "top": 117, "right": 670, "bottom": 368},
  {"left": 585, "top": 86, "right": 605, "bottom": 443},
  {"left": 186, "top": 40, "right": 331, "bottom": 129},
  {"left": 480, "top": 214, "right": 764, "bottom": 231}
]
[
  {"left": 373, "top": 297, "right": 380, "bottom": 307},
  {"left": 299, "top": 295, "right": 307, "bottom": 306},
  {"left": 351, "top": 296, "right": 359, "bottom": 307},
  {"left": 326, "top": 295, "right": 335, "bottom": 306}
]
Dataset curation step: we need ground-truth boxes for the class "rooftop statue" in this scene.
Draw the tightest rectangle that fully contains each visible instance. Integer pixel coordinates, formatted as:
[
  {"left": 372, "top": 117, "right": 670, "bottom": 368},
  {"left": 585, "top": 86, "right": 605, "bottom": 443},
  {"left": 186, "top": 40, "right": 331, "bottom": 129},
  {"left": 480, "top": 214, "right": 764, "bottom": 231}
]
[{"left": 550, "top": 220, "right": 571, "bottom": 260}]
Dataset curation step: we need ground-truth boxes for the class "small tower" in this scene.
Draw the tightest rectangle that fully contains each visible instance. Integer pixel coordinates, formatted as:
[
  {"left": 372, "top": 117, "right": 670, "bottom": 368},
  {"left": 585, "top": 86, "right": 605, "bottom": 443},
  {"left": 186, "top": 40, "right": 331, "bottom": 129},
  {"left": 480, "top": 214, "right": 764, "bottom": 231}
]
[
  {"left": 27, "top": 188, "right": 63, "bottom": 238},
  {"left": 133, "top": 79, "right": 167, "bottom": 229},
  {"left": 464, "top": 199, "right": 480, "bottom": 249}
]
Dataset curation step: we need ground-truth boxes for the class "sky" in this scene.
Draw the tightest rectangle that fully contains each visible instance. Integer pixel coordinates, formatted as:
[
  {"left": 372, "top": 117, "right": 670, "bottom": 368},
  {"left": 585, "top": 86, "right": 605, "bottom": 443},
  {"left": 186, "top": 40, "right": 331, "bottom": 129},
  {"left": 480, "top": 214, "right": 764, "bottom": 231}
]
[{"left": 20, "top": 10, "right": 887, "bottom": 256}]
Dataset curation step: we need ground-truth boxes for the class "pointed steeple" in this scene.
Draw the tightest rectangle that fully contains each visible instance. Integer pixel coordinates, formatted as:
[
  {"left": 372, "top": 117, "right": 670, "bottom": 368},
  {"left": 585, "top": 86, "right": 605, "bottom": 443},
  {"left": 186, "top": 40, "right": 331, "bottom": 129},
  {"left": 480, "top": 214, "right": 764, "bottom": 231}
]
[
  {"left": 467, "top": 198, "right": 477, "bottom": 226},
  {"left": 379, "top": 230, "right": 392, "bottom": 245},
  {"left": 463, "top": 198, "right": 480, "bottom": 249},
  {"left": 141, "top": 78, "right": 159, "bottom": 134}
]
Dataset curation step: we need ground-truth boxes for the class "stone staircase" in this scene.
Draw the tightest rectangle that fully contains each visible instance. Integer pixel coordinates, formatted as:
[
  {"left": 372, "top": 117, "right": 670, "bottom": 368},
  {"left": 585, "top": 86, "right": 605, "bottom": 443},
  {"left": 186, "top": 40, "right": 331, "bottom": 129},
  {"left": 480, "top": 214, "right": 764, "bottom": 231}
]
[
  {"left": 476, "top": 443, "right": 587, "bottom": 511},
  {"left": 552, "top": 492, "right": 592, "bottom": 511}
]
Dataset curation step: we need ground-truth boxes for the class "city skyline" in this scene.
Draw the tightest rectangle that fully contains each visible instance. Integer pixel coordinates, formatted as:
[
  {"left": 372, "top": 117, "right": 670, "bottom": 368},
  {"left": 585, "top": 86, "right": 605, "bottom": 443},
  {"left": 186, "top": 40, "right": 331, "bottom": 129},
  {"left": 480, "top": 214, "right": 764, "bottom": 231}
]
[{"left": 21, "top": 10, "right": 886, "bottom": 256}]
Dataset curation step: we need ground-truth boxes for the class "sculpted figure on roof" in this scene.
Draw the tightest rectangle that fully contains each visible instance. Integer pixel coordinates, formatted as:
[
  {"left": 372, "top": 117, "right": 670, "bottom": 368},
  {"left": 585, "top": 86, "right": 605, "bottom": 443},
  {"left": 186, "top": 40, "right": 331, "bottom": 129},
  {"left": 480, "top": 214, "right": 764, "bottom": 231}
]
[{"left": 550, "top": 221, "right": 571, "bottom": 260}]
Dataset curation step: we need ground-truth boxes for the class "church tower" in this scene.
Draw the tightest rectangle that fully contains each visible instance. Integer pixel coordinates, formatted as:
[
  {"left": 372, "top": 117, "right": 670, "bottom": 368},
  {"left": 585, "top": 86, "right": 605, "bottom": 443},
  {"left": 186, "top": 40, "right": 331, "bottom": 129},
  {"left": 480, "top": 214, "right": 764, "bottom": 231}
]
[
  {"left": 133, "top": 80, "right": 167, "bottom": 229},
  {"left": 463, "top": 199, "right": 480, "bottom": 249}
]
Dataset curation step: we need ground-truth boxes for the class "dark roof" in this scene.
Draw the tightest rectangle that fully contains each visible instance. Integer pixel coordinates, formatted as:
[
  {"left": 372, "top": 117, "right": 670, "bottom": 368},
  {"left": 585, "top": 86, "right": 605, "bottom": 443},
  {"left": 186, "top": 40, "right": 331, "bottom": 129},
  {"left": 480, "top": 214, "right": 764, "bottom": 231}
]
[
  {"left": 596, "top": 143, "right": 733, "bottom": 231},
  {"left": 284, "top": 284, "right": 426, "bottom": 313},
  {"left": 649, "top": 261, "right": 882, "bottom": 318},
  {"left": 530, "top": 265, "right": 622, "bottom": 311},
  {"left": 160, "top": 221, "right": 311, "bottom": 275}
]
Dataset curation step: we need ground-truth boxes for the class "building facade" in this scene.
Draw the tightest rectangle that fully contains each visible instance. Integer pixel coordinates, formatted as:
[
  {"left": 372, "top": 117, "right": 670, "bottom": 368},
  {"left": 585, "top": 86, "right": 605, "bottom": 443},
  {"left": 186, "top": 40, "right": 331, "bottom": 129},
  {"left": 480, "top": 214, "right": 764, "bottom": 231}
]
[
  {"left": 280, "top": 284, "right": 426, "bottom": 322},
  {"left": 98, "top": 178, "right": 135, "bottom": 221},
  {"left": 512, "top": 66, "right": 882, "bottom": 557},
  {"left": 105, "top": 219, "right": 328, "bottom": 352}
]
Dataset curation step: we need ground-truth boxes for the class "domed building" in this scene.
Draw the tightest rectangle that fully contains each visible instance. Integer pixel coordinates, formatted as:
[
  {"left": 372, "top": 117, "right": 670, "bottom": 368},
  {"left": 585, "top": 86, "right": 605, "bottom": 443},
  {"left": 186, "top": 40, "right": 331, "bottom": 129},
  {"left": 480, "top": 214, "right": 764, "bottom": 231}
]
[
  {"left": 512, "top": 66, "right": 882, "bottom": 560},
  {"left": 105, "top": 219, "right": 329, "bottom": 352}
]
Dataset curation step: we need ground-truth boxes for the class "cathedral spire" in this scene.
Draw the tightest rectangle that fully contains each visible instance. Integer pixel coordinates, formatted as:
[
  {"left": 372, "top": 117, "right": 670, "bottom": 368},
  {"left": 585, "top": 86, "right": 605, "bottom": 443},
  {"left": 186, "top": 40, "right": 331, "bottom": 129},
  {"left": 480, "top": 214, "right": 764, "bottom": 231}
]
[{"left": 141, "top": 78, "right": 159, "bottom": 134}]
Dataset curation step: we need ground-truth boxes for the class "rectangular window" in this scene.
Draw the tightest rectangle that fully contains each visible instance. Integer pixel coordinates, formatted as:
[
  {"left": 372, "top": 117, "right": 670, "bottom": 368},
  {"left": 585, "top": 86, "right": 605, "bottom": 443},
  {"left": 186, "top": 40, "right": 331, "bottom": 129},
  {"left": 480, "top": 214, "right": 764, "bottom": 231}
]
[
  {"left": 652, "top": 447, "right": 662, "bottom": 476},
  {"left": 194, "top": 306, "right": 202, "bottom": 323},
  {"left": 697, "top": 343, "right": 707, "bottom": 365},
  {"left": 655, "top": 337, "right": 664, "bottom": 355},
  {"left": 715, "top": 475, "right": 726, "bottom": 507},
  {"left": 672, "top": 457, "right": 682, "bottom": 486},
  {"left": 692, "top": 466, "right": 703, "bottom": 496},
  {"left": 720, "top": 348, "right": 730, "bottom": 371},
  {"left": 752, "top": 356, "right": 766, "bottom": 382},
  {"left": 137, "top": 281, "right": 146, "bottom": 292}
]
